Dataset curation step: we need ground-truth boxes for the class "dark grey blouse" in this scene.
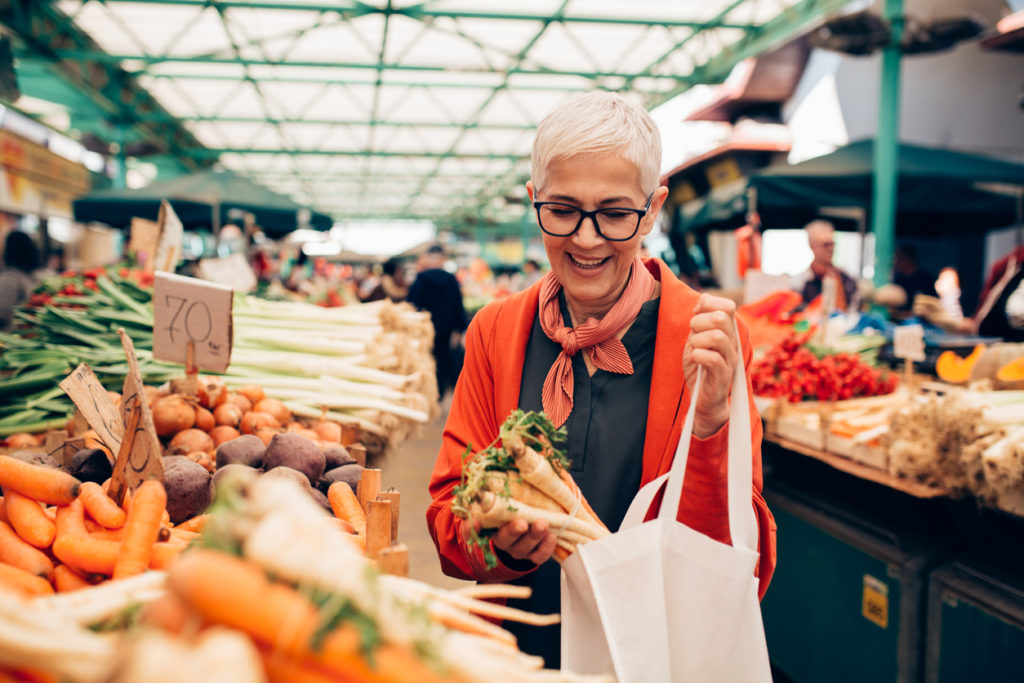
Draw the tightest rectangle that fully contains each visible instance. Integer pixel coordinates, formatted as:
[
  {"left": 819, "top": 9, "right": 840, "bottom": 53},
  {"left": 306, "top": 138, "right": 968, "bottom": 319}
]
[{"left": 502, "top": 293, "right": 660, "bottom": 669}]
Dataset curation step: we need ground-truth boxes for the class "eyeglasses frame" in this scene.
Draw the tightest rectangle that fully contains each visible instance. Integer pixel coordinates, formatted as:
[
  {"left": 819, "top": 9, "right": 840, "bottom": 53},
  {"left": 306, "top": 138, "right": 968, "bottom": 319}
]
[{"left": 533, "top": 193, "right": 654, "bottom": 242}]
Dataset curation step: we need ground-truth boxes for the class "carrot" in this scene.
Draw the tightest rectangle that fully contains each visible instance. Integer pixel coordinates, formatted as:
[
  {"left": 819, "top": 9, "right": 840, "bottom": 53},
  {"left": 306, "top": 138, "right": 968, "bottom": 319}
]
[
  {"left": 52, "top": 534, "right": 120, "bottom": 575},
  {"left": 89, "top": 528, "right": 125, "bottom": 542},
  {"left": 53, "top": 564, "right": 93, "bottom": 592},
  {"left": 0, "top": 521, "right": 53, "bottom": 579},
  {"left": 168, "top": 550, "right": 446, "bottom": 683},
  {"left": 330, "top": 517, "right": 356, "bottom": 535},
  {"left": 260, "top": 649, "right": 346, "bottom": 683},
  {"left": 3, "top": 490, "right": 56, "bottom": 549},
  {"left": 78, "top": 482, "right": 126, "bottom": 529},
  {"left": 0, "top": 496, "right": 6, "bottom": 524},
  {"left": 142, "top": 592, "right": 195, "bottom": 634},
  {"left": 0, "top": 561, "right": 55, "bottom": 595},
  {"left": 174, "top": 514, "right": 209, "bottom": 533},
  {"left": 113, "top": 480, "right": 166, "bottom": 580},
  {"left": 327, "top": 481, "right": 366, "bottom": 536},
  {"left": 168, "top": 528, "right": 200, "bottom": 544},
  {"left": 149, "top": 539, "right": 187, "bottom": 570},
  {"left": 42, "top": 506, "right": 57, "bottom": 523},
  {"left": 55, "top": 499, "right": 87, "bottom": 538},
  {"left": 0, "top": 455, "right": 80, "bottom": 505}
]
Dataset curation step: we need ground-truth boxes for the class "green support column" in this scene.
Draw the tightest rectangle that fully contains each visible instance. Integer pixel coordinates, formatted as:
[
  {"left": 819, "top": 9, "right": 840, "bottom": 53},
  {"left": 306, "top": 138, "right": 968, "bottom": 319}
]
[
  {"left": 112, "top": 123, "right": 127, "bottom": 190},
  {"left": 871, "top": 0, "right": 904, "bottom": 287}
]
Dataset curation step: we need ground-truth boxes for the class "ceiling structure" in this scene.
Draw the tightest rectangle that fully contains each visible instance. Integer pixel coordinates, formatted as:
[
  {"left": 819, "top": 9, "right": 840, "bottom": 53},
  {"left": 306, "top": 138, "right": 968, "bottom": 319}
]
[{"left": 0, "top": 0, "right": 854, "bottom": 233}]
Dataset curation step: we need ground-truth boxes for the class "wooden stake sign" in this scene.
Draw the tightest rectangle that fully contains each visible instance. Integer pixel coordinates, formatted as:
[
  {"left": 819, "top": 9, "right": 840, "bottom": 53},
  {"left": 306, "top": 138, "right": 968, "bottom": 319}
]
[
  {"left": 108, "top": 329, "right": 164, "bottom": 505},
  {"left": 357, "top": 467, "right": 382, "bottom": 511},
  {"left": 58, "top": 364, "right": 123, "bottom": 457},
  {"left": 365, "top": 499, "right": 392, "bottom": 561},
  {"left": 377, "top": 490, "right": 400, "bottom": 544},
  {"left": 378, "top": 544, "right": 409, "bottom": 577},
  {"left": 153, "top": 272, "right": 234, "bottom": 374},
  {"left": 154, "top": 200, "right": 184, "bottom": 274},
  {"left": 893, "top": 324, "right": 926, "bottom": 390}
]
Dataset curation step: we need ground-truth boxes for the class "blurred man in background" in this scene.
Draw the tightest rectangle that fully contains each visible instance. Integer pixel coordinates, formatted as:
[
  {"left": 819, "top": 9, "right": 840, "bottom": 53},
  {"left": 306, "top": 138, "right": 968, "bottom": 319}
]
[
  {"left": 790, "top": 220, "right": 858, "bottom": 312},
  {"left": 408, "top": 245, "right": 468, "bottom": 397}
]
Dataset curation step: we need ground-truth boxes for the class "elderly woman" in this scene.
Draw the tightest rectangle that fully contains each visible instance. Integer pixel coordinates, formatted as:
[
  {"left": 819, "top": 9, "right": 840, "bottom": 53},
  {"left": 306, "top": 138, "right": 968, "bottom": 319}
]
[{"left": 426, "top": 92, "right": 776, "bottom": 667}]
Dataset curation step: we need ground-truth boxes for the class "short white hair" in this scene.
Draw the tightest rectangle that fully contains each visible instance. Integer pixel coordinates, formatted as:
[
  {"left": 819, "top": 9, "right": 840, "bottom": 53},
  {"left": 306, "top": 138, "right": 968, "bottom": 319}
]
[
  {"left": 805, "top": 219, "right": 835, "bottom": 242},
  {"left": 531, "top": 91, "right": 662, "bottom": 194}
]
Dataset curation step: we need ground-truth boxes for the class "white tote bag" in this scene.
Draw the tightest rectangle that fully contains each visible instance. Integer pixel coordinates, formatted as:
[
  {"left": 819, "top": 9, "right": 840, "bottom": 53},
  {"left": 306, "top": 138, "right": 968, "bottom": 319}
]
[{"left": 561, "top": 339, "right": 772, "bottom": 682}]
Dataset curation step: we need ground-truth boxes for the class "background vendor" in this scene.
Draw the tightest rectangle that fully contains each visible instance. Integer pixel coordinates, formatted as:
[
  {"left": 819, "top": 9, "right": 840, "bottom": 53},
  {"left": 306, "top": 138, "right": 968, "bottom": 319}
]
[{"left": 426, "top": 92, "right": 777, "bottom": 668}]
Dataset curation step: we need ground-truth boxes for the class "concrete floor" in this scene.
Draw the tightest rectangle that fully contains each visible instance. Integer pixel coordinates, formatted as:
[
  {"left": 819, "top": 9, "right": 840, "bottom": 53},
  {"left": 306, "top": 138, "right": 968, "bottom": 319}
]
[{"left": 375, "top": 396, "right": 471, "bottom": 590}]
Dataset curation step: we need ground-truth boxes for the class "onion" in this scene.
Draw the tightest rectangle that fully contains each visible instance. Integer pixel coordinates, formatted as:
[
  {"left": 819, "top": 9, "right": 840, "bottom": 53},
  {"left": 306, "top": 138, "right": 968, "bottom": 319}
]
[
  {"left": 237, "top": 384, "right": 266, "bottom": 406},
  {"left": 5, "top": 433, "right": 42, "bottom": 449},
  {"left": 143, "top": 386, "right": 165, "bottom": 409},
  {"left": 240, "top": 411, "right": 281, "bottom": 435},
  {"left": 286, "top": 422, "right": 306, "bottom": 433},
  {"left": 254, "top": 428, "right": 282, "bottom": 446},
  {"left": 152, "top": 395, "right": 197, "bottom": 438},
  {"left": 197, "top": 376, "right": 228, "bottom": 409},
  {"left": 170, "top": 428, "right": 215, "bottom": 454},
  {"left": 253, "top": 398, "right": 290, "bottom": 426},
  {"left": 228, "top": 393, "right": 253, "bottom": 412},
  {"left": 195, "top": 407, "right": 215, "bottom": 432},
  {"left": 314, "top": 421, "right": 342, "bottom": 444},
  {"left": 209, "top": 425, "right": 242, "bottom": 447},
  {"left": 295, "top": 428, "right": 321, "bottom": 441},
  {"left": 185, "top": 451, "right": 215, "bottom": 473},
  {"left": 213, "top": 403, "right": 243, "bottom": 428}
]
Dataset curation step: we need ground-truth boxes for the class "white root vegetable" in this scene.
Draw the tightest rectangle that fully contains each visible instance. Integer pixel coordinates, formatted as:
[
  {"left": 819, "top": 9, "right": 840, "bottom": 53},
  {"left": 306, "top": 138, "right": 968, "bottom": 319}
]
[
  {"left": 32, "top": 570, "right": 166, "bottom": 626},
  {"left": 470, "top": 492, "right": 607, "bottom": 542}
]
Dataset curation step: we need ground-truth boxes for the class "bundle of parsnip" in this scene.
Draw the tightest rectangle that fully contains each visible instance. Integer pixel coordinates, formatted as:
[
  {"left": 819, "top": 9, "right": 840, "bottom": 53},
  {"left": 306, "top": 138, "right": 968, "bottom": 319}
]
[{"left": 452, "top": 410, "right": 609, "bottom": 568}]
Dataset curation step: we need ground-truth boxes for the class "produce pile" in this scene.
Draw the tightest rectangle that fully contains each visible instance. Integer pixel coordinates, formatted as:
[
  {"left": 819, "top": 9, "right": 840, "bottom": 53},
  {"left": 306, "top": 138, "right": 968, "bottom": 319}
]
[
  {"left": 751, "top": 333, "right": 898, "bottom": 402},
  {"left": 0, "top": 267, "right": 438, "bottom": 459},
  {"left": 453, "top": 410, "right": 608, "bottom": 568},
  {"left": 0, "top": 474, "right": 611, "bottom": 683}
]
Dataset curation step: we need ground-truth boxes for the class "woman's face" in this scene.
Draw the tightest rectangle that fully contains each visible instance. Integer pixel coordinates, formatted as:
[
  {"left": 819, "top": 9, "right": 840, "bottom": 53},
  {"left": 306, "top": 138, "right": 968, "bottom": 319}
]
[{"left": 528, "top": 154, "right": 666, "bottom": 319}]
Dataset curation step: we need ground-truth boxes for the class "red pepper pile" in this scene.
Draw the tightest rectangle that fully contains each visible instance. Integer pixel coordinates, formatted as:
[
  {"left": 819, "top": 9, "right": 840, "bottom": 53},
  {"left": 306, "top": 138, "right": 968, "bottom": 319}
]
[{"left": 751, "top": 334, "right": 898, "bottom": 402}]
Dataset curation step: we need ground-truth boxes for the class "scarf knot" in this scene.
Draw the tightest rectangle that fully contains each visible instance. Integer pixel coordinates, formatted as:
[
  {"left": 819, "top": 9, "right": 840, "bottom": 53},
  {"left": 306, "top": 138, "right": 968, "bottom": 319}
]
[{"left": 539, "top": 257, "right": 656, "bottom": 427}]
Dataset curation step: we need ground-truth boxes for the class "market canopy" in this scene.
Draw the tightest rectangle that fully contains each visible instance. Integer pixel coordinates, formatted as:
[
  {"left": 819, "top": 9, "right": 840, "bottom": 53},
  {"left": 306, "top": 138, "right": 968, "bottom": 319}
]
[
  {"left": 73, "top": 168, "right": 334, "bottom": 238},
  {"left": 3, "top": 0, "right": 853, "bottom": 228},
  {"left": 677, "top": 139, "right": 1024, "bottom": 234}
]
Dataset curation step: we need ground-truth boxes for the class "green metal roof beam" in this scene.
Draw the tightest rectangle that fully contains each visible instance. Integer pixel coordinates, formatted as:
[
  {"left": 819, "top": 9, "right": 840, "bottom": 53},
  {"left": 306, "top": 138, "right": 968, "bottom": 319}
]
[
  {"left": 141, "top": 71, "right": 590, "bottom": 92},
  {"left": 187, "top": 148, "right": 528, "bottom": 159},
  {"left": 648, "top": 0, "right": 854, "bottom": 109},
  {"left": 42, "top": 49, "right": 691, "bottom": 81},
  {"left": 0, "top": 0, "right": 207, "bottom": 172},
  {"left": 92, "top": 1, "right": 755, "bottom": 30},
  {"left": 164, "top": 115, "right": 536, "bottom": 129}
]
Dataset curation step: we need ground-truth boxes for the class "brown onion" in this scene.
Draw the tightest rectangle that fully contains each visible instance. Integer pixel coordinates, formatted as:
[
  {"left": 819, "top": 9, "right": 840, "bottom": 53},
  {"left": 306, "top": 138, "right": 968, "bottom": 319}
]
[
  {"left": 152, "top": 395, "right": 197, "bottom": 438},
  {"left": 209, "top": 425, "right": 242, "bottom": 447},
  {"left": 228, "top": 393, "right": 253, "bottom": 412},
  {"left": 286, "top": 421, "right": 306, "bottom": 433},
  {"left": 253, "top": 398, "right": 290, "bottom": 426},
  {"left": 254, "top": 428, "right": 282, "bottom": 446},
  {"left": 213, "top": 403, "right": 243, "bottom": 428},
  {"left": 170, "top": 428, "right": 215, "bottom": 454},
  {"left": 143, "top": 386, "right": 165, "bottom": 409},
  {"left": 314, "top": 421, "right": 342, "bottom": 444},
  {"left": 237, "top": 384, "right": 266, "bottom": 406},
  {"left": 196, "top": 376, "right": 228, "bottom": 409},
  {"left": 240, "top": 411, "right": 281, "bottom": 435},
  {"left": 195, "top": 406, "right": 215, "bottom": 432},
  {"left": 5, "top": 432, "right": 42, "bottom": 449}
]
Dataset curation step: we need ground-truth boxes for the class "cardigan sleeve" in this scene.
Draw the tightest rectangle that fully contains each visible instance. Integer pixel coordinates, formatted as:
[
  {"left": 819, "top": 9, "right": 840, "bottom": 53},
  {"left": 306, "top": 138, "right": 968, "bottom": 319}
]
[{"left": 425, "top": 305, "right": 536, "bottom": 583}]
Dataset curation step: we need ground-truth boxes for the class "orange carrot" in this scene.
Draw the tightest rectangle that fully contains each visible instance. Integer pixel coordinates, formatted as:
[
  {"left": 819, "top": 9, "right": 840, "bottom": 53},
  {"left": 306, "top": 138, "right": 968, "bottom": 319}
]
[
  {"left": 41, "top": 506, "right": 57, "bottom": 523},
  {"left": 0, "top": 521, "right": 53, "bottom": 579},
  {"left": 0, "top": 561, "right": 55, "bottom": 595},
  {"left": 168, "top": 550, "right": 445, "bottom": 683},
  {"left": 142, "top": 592, "right": 195, "bottom": 634},
  {"left": 4, "top": 490, "right": 55, "bottom": 549},
  {"left": 327, "top": 482, "right": 366, "bottom": 536},
  {"left": 260, "top": 649, "right": 345, "bottom": 683},
  {"left": 113, "top": 480, "right": 166, "bottom": 580},
  {"left": 149, "top": 539, "right": 187, "bottom": 570},
  {"left": 53, "top": 564, "right": 93, "bottom": 592},
  {"left": 0, "top": 455, "right": 80, "bottom": 505},
  {"left": 55, "top": 499, "right": 88, "bottom": 538},
  {"left": 174, "top": 514, "right": 209, "bottom": 533},
  {"left": 89, "top": 528, "right": 125, "bottom": 542},
  {"left": 169, "top": 528, "right": 200, "bottom": 544},
  {"left": 52, "top": 534, "right": 120, "bottom": 575},
  {"left": 78, "top": 481, "right": 126, "bottom": 529},
  {"left": 0, "top": 496, "right": 6, "bottom": 524}
]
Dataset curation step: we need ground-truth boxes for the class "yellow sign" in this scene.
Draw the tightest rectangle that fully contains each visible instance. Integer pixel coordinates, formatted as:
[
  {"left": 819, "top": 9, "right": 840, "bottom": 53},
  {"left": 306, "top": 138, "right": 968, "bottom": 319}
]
[
  {"left": 705, "top": 156, "right": 742, "bottom": 188},
  {"left": 862, "top": 574, "right": 889, "bottom": 629}
]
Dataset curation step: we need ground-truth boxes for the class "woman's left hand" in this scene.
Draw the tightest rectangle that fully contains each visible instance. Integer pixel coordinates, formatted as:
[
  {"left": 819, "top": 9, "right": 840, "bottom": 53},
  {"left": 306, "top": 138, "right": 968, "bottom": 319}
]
[{"left": 683, "top": 294, "right": 739, "bottom": 438}]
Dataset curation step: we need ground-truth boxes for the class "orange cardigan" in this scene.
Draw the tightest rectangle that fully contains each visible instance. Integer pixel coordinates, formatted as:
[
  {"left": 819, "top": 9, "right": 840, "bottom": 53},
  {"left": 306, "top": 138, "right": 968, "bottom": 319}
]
[{"left": 426, "top": 258, "right": 777, "bottom": 598}]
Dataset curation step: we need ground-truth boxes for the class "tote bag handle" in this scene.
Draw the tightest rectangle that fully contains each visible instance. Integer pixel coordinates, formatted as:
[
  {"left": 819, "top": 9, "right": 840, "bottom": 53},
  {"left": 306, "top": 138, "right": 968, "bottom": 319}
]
[{"left": 656, "top": 322, "right": 758, "bottom": 553}]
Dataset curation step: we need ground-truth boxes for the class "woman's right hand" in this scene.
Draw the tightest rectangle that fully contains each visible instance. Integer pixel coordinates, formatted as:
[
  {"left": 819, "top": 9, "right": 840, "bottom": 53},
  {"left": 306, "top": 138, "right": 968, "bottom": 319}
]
[{"left": 466, "top": 517, "right": 557, "bottom": 566}]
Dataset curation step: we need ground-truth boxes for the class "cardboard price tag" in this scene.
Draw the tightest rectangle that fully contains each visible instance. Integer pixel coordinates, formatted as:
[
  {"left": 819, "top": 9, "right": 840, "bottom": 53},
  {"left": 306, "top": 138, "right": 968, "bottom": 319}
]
[
  {"left": 129, "top": 217, "right": 161, "bottom": 270},
  {"left": 153, "top": 272, "right": 234, "bottom": 373},
  {"left": 154, "top": 199, "right": 184, "bottom": 274},
  {"left": 893, "top": 324, "right": 926, "bottom": 362},
  {"left": 58, "top": 363, "right": 123, "bottom": 457},
  {"left": 108, "top": 329, "right": 164, "bottom": 505}
]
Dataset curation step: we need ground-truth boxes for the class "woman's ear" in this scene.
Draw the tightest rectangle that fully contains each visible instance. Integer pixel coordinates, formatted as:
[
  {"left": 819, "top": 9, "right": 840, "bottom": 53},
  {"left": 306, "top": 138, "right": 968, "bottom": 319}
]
[{"left": 526, "top": 181, "right": 535, "bottom": 201}]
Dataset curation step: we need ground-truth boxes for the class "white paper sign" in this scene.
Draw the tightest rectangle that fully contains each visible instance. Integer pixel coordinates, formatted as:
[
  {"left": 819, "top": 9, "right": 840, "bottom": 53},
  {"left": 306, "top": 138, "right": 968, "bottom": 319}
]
[
  {"left": 152, "top": 272, "right": 233, "bottom": 372},
  {"left": 893, "top": 324, "right": 926, "bottom": 362},
  {"left": 154, "top": 199, "right": 184, "bottom": 274},
  {"left": 197, "top": 253, "right": 257, "bottom": 293}
]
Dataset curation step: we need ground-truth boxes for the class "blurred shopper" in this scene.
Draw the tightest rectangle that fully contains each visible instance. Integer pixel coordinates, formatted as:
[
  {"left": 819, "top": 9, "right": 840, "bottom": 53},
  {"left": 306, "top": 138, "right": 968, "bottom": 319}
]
[
  {"left": 951, "top": 244, "right": 1024, "bottom": 341},
  {"left": 892, "top": 243, "right": 937, "bottom": 311},
  {"left": 521, "top": 259, "right": 543, "bottom": 288},
  {"left": 363, "top": 258, "right": 409, "bottom": 303},
  {"left": 790, "top": 220, "right": 858, "bottom": 312},
  {"left": 0, "top": 231, "right": 40, "bottom": 331},
  {"left": 408, "top": 245, "right": 468, "bottom": 396}
]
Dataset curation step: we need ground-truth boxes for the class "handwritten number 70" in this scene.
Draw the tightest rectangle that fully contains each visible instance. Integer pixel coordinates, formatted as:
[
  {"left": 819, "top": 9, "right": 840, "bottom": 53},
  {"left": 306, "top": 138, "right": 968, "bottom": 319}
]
[{"left": 163, "top": 295, "right": 213, "bottom": 344}]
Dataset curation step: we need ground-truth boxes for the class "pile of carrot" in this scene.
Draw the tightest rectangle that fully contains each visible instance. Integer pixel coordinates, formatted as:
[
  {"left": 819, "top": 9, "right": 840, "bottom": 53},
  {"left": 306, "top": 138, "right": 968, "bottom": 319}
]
[{"left": 0, "top": 455, "right": 195, "bottom": 596}]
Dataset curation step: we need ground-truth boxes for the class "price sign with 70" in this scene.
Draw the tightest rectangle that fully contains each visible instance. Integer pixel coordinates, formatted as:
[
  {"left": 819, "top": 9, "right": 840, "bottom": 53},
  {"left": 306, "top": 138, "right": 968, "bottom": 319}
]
[{"left": 152, "top": 272, "right": 234, "bottom": 373}]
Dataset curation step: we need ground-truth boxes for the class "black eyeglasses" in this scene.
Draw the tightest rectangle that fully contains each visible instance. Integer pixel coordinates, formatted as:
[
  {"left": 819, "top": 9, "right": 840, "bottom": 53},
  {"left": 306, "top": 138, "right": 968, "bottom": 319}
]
[{"left": 533, "top": 193, "right": 653, "bottom": 242}]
